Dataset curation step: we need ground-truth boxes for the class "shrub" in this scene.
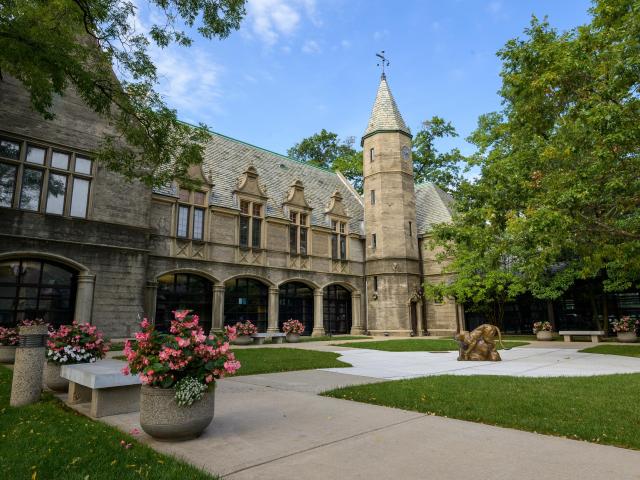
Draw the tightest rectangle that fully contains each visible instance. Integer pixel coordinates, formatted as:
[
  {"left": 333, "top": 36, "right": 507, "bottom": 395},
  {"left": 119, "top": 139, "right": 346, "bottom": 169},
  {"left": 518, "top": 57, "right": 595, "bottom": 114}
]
[
  {"left": 234, "top": 320, "right": 258, "bottom": 336},
  {"left": 611, "top": 316, "right": 639, "bottom": 334},
  {"left": 532, "top": 321, "right": 553, "bottom": 334},
  {"left": 47, "top": 322, "right": 110, "bottom": 364},
  {"left": 282, "top": 319, "right": 304, "bottom": 334}
]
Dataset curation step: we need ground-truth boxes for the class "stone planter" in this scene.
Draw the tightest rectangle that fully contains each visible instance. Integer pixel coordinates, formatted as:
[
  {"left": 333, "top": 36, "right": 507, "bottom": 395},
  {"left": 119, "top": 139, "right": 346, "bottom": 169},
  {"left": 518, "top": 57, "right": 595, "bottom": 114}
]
[
  {"left": 232, "top": 335, "right": 252, "bottom": 346},
  {"left": 0, "top": 345, "right": 17, "bottom": 364},
  {"left": 140, "top": 385, "right": 214, "bottom": 441},
  {"left": 536, "top": 331, "right": 553, "bottom": 341},
  {"left": 616, "top": 332, "right": 638, "bottom": 343},
  {"left": 286, "top": 333, "right": 301, "bottom": 343},
  {"left": 44, "top": 362, "right": 69, "bottom": 392}
]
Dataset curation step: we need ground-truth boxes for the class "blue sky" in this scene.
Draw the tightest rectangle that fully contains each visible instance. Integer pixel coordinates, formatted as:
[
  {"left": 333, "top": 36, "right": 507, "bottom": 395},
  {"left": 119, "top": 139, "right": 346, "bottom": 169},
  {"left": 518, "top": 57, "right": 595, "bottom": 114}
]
[{"left": 142, "top": 0, "right": 593, "bottom": 157}]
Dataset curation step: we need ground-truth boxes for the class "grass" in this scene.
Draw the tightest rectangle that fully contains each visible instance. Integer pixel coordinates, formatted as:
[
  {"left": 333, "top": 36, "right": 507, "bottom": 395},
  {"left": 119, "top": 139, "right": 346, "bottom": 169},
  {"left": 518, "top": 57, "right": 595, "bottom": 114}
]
[
  {"left": 0, "top": 367, "right": 216, "bottom": 480},
  {"left": 113, "top": 348, "right": 352, "bottom": 376},
  {"left": 324, "top": 373, "right": 640, "bottom": 451},
  {"left": 580, "top": 344, "right": 640, "bottom": 358},
  {"left": 334, "top": 338, "right": 528, "bottom": 352}
]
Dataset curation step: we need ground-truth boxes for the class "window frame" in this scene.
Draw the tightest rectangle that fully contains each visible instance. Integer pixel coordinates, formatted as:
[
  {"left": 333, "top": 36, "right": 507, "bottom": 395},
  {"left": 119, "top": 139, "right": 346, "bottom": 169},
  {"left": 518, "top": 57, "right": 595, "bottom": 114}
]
[
  {"left": 289, "top": 209, "right": 310, "bottom": 256},
  {"left": 330, "top": 219, "right": 348, "bottom": 261},
  {"left": 174, "top": 188, "right": 208, "bottom": 241},
  {"left": 0, "top": 134, "right": 94, "bottom": 219},
  {"left": 238, "top": 198, "right": 263, "bottom": 249}
]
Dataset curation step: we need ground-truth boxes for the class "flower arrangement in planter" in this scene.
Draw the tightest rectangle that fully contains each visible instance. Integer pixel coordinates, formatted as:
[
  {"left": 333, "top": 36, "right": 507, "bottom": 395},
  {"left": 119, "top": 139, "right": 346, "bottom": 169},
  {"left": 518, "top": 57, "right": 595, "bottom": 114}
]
[
  {"left": 232, "top": 320, "right": 257, "bottom": 345},
  {"left": 532, "top": 321, "right": 554, "bottom": 341},
  {"left": 0, "top": 326, "right": 19, "bottom": 364},
  {"left": 45, "top": 322, "right": 110, "bottom": 391},
  {"left": 611, "top": 316, "right": 639, "bottom": 343},
  {"left": 282, "top": 319, "right": 304, "bottom": 343},
  {"left": 122, "top": 311, "right": 241, "bottom": 440}
]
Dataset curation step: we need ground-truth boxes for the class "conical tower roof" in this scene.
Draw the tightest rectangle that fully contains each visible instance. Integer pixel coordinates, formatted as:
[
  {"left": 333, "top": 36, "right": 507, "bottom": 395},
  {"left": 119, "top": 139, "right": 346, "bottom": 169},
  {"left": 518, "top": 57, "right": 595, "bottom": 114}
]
[{"left": 362, "top": 74, "right": 411, "bottom": 141}]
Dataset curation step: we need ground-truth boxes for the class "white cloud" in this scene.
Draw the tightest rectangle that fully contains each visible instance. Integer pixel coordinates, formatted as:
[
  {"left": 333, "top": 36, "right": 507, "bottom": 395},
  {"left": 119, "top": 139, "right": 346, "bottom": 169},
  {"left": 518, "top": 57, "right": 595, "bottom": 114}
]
[
  {"left": 246, "top": 0, "right": 318, "bottom": 46},
  {"left": 341, "top": 39, "right": 351, "bottom": 49},
  {"left": 302, "top": 39, "right": 321, "bottom": 54},
  {"left": 373, "top": 29, "right": 389, "bottom": 40}
]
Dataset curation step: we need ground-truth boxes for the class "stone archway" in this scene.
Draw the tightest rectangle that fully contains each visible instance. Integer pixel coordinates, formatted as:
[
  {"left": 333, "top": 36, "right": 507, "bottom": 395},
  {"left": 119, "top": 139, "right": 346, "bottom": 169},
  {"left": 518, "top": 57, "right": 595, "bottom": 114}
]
[
  {"left": 155, "top": 272, "right": 213, "bottom": 332},
  {"left": 278, "top": 281, "right": 314, "bottom": 335}
]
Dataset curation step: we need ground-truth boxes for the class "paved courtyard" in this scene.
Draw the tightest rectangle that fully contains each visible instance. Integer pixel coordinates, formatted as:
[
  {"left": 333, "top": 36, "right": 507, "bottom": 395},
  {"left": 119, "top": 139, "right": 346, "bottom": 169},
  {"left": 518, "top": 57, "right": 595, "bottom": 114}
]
[{"left": 94, "top": 345, "right": 640, "bottom": 479}]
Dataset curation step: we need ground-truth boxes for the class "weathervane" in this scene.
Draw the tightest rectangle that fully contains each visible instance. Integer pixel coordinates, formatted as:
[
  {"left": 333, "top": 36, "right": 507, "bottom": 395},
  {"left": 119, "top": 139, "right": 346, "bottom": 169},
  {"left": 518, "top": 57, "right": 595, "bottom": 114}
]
[{"left": 376, "top": 50, "right": 389, "bottom": 77}]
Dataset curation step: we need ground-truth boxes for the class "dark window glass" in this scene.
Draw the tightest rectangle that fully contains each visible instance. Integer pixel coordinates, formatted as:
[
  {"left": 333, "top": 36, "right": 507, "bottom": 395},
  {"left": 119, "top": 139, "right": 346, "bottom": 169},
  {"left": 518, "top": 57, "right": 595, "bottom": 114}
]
[
  {"left": 300, "top": 213, "right": 307, "bottom": 225},
  {"left": 323, "top": 285, "right": 352, "bottom": 334},
  {"left": 372, "top": 233, "right": 377, "bottom": 249},
  {"left": 70, "top": 177, "right": 89, "bottom": 217},
  {"left": 155, "top": 273, "right": 212, "bottom": 333},
  {"left": 300, "top": 227, "right": 308, "bottom": 255},
  {"left": 0, "top": 163, "right": 17, "bottom": 207},
  {"left": 192, "top": 207, "right": 204, "bottom": 240},
  {"left": 409, "top": 221, "right": 412, "bottom": 236},
  {"left": 19, "top": 168, "right": 43, "bottom": 211},
  {"left": 45, "top": 173, "right": 67, "bottom": 215},
  {"left": 0, "top": 259, "right": 76, "bottom": 328},
  {"left": 279, "top": 282, "right": 313, "bottom": 334},
  {"left": 240, "top": 200, "right": 249, "bottom": 214},
  {"left": 373, "top": 276, "right": 378, "bottom": 291},
  {"left": 331, "top": 233, "right": 338, "bottom": 260},
  {"left": 252, "top": 204, "right": 261, "bottom": 217},
  {"left": 289, "top": 225, "right": 297, "bottom": 254},
  {"left": 340, "top": 222, "right": 346, "bottom": 234},
  {"left": 177, "top": 205, "right": 189, "bottom": 237},
  {"left": 0, "top": 139, "right": 20, "bottom": 160},
  {"left": 224, "top": 278, "right": 268, "bottom": 332},
  {"left": 252, "top": 218, "right": 262, "bottom": 248},
  {"left": 340, "top": 235, "right": 347, "bottom": 259},
  {"left": 239, "top": 216, "right": 249, "bottom": 247},
  {"left": 290, "top": 211, "right": 297, "bottom": 223},
  {"left": 371, "top": 190, "right": 375, "bottom": 205},
  {"left": 369, "top": 148, "right": 374, "bottom": 162}
]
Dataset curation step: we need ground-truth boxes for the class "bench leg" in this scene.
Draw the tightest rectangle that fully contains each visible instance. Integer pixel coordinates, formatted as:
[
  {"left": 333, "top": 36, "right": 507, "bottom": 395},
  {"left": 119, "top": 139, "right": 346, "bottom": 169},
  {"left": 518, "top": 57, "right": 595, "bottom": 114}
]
[
  {"left": 253, "top": 337, "right": 265, "bottom": 345},
  {"left": 90, "top": 385, "right": 140, "bottom": 418},
  {"left": 67, "top": 381, "right": 92, "bottom": 405},
  {"left": 563, "top": 335, "right": 571, "bottom": 343},
  {"left": 591, "top": 335, "right": 600, "bottom": 343},
  {"left": 272, "top": 337, "right": 284, "bottom": 344}
]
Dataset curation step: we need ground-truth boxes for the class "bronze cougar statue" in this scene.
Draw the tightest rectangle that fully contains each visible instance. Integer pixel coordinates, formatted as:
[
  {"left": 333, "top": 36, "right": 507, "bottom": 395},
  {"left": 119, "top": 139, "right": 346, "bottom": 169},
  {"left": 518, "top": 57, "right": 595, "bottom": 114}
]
[{"left": 454, "top": 324, "right": 505, "bottom": 361}]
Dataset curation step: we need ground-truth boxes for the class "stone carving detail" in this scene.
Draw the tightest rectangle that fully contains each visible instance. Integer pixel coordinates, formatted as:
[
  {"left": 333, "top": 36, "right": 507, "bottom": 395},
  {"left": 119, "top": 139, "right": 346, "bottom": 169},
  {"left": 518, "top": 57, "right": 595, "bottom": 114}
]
[
  {"left": 173, "top": 239, "right": 207, "bottom": 260},
  {"left": 238, "top": 248, "right": 265, "bottom": 266},
  {"left": 332, "top": 260, "right": 349, "bottom": 274},
  {"left": 283, "top": 180, "right": 311, "bottom": 209},
  {"left": 235, "top": 165, "right": 268, "bottom": 199},
  {"left": 325, "top": 190, "right": 349, "bottom": 218},
  {"left": 288, "top": 255, "right": 310, "bottom": 270},
  {"left": 454, "top": 324, "right": 504, "bottom": 362}
]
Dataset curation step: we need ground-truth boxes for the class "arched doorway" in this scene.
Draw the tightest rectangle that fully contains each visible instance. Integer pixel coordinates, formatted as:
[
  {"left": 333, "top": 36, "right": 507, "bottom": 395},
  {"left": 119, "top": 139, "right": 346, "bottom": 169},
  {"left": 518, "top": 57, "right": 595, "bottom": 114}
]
[
  {"left": 0, "top": 258, "right": 77, "bottom": 328},
  {"left": 279, "top": 282, "right": 314, "bottom": 335},
  {"left": 224, "top": 278, "right": 268, "bottom": 332},
  {"left": 156, "top": 273, "right": 212, "bottom": 332},
  {"left": 323, "top": 285, "right": 352, "bottom": 334}
]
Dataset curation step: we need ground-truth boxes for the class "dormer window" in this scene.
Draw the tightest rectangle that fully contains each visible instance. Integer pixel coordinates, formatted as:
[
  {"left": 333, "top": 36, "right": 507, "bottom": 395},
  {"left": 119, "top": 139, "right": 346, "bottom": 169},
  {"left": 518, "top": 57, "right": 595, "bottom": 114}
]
[
  {"left": 176, "top": 188, "right": 207, "bottom": 240},
  {"left": 289, "top": 211, "right": 309, "bottom": 255},
  {"left": 239, "top": 199, "right": 263, "bottom": 249},
  {"left": 331, "top": 219, "right": 347, "bottom": 260}
]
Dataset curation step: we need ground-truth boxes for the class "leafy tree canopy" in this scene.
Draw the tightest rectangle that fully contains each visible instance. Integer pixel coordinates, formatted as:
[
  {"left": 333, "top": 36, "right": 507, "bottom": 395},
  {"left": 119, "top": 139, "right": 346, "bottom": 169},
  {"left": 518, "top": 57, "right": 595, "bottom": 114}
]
[
  {"left": 0, "top": 0, "right": 246, "bottom": 187},
  {"left": 425, "top": 0, "right": 640, "bottom": 323},
  {"left": 288, "top": 117, "right": 464, "bottom": 194}
]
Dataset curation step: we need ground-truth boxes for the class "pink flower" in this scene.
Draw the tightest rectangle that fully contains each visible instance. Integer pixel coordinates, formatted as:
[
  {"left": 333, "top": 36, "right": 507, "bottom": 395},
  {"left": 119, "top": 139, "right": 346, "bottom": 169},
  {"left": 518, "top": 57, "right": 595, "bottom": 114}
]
[
  {"left": 130, "top": 428, "right": 140, "bottom": 435},
  {"left": 140, "top": 318, "right": 150, "bottom": 329},
  {"left": 121, "top": 366, "right": 130, "bottom": 375}
]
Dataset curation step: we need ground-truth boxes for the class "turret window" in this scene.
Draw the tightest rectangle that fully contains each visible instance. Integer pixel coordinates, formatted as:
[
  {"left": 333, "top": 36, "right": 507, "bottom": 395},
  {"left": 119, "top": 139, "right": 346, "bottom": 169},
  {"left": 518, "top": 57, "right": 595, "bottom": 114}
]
[
  {"left": 289, "top": 211, "right": 309, "bottom": 255},
  {"left": 371, "top": 233, "right": 377, "bottom": 249},
  {"left": 369, "top": 148, "right": 375, "bottom": 162},
  {"left": 239, "top": 199, "right": 263, "bottom": 249},
  {"left": 370, "top": 190, "right": 376, "bottom": 205},
  {"left": 331, "top": 219, "right": 348, "bottom": 260},
  {"left": 176, "top": 188, "right": 207, "bottom": 240},
  {"left": 409, "top": 221, "right": 412, "bottom": 236}
]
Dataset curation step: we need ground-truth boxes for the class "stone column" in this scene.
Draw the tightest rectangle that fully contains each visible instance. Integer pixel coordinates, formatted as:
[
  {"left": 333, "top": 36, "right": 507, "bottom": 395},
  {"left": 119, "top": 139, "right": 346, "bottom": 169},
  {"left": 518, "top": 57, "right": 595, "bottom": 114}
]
[
  {"left": 212, "top": 284, "right": 225, "bottom": 332},
  {"left": 267, "top": 287, "right": 279, "bottom": 333},
  {"left": 73, "top": 273, "right": 95, "bottom": 322},
  {"left": 350, "top": 292, "right": 365, "bottom": 335},
  {"left": 312, "top": 289, "right": 325, "bottom": 337},
  {"left": 415, "top": 301, "right": 424, "bottom": 336},
  {"left": 144, "top": 281, "right": 158, "bottom": 321},
  {"left": 10, "top": 325, "right": 48, "bottom": 407}
]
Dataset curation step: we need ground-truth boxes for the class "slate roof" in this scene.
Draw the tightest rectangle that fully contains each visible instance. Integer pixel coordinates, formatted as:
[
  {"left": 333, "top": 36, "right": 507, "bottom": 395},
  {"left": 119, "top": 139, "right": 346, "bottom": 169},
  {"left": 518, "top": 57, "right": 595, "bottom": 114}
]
[
  {"left": 415, "top": 182, "right": 454, "bottom": 234},
  {"left": 153, "top": 132, "right": 366, "bottom": 234},
  {"left": 363, "top": 74, "right": 411, "bottom": 139}
]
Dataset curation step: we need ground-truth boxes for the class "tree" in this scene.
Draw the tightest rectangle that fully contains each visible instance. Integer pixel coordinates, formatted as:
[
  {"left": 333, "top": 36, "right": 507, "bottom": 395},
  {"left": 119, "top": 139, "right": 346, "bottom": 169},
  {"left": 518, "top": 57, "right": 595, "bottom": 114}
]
[
  {"left": 288, "top": 116, "right": 465, "bottom": 194},
  {"left": 0, "top": 0, "right": 246, "bottom": 187},
  {"left": 425, "top": 0, "right": 640, "bottom": 326}
]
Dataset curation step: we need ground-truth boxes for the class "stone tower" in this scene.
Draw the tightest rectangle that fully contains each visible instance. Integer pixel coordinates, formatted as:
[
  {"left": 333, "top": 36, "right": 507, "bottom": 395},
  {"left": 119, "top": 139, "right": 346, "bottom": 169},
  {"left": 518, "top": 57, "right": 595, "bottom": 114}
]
[{"left": 362, "top": 74, "right": 422, "bottom": 336}]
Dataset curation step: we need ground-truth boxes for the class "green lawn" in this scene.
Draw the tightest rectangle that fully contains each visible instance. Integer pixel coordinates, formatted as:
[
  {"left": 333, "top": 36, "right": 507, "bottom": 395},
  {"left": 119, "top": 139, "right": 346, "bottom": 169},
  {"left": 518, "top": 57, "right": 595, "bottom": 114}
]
[
  {"left": 298, "top": 335, "right": 372, "bottom": 343},
  {"left": 233, "top": 348, "right": 351, "bottom": 375},
  {"left": 334, "top": 338, "right": 528, "bottom": 352},
  {"left": 580, "top": 344, "right": 640, "bottom": 358},
  {"left": 114, "top": 348, "right": 351, "bottom": 376},
  {"left": 0, "top": 367, "right": 215, "bottom": 480},
  {"left": 324, "top": 373, "right": 640, "bottom": 450}
]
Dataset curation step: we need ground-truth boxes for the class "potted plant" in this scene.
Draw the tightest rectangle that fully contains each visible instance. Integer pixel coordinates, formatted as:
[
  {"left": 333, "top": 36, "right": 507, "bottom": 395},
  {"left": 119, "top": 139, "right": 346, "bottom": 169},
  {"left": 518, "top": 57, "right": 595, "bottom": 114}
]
[
  {"left": 45, "top": 321, "right": 110, "bottom": 392},
  {"left": 0, "top": 326, "right": 19, "bottom": 363},
  {"left": 283, "top": 319, "right": 304, "bottom": 343},
  {"left": 231, "top": 320, "right": 257, "bottom": 345},
  {"left": 532, "top": 321, "right": 554, "bottom": 341},
  {"left": 122, "top": 311, "right": 241, "bottom": 441},
  {"left": 611, "top": 316, "right": 639, "bottom": 343}
]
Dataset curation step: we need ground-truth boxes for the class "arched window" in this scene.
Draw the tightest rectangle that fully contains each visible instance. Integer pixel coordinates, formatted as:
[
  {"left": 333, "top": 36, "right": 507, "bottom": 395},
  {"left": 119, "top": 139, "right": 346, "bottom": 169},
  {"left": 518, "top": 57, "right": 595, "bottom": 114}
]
[
  {"left": 323, "top": 285, "right": 352, "bottom": 334},
  {"left": 279, "top": 282, "right": 313, "bottom": 335},
  {"left": 156, "top": 273, "right": 212, "bottom": 333},
  {"left": 0, "top": 259, "right": 76, "bottom": 328},
  {"left": 224, "top": 278, "right": 268, "bottom": 332}
]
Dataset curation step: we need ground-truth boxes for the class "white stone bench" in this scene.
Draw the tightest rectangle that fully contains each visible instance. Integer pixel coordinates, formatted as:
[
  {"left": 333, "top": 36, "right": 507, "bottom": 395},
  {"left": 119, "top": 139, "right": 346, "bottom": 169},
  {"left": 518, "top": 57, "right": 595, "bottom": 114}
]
[
  {"left": 61, "top": 359, "right": 141, "bottom": 418},
  {"left": 251, "top": 332, "right": 287, "bottom": 345},
  {"left": 559, "top": 330, "right": 606, "bottom": 343}
]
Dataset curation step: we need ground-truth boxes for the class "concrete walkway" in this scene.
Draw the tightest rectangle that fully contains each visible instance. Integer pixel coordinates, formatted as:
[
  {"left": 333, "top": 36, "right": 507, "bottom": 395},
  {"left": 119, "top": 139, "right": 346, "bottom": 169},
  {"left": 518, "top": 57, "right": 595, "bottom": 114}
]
[
  {"left": 323, "top": 347, "right": 640, "bottom": 379},
  {"left": 97, "top": 365, "right": 640, "bottom": 480}
]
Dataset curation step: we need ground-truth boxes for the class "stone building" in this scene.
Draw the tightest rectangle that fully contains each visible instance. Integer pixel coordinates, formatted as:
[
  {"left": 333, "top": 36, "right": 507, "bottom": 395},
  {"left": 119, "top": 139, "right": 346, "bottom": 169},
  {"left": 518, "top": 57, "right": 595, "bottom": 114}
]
[{"left": 0, "top": 72, "right": 458, "bottom": 338}]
